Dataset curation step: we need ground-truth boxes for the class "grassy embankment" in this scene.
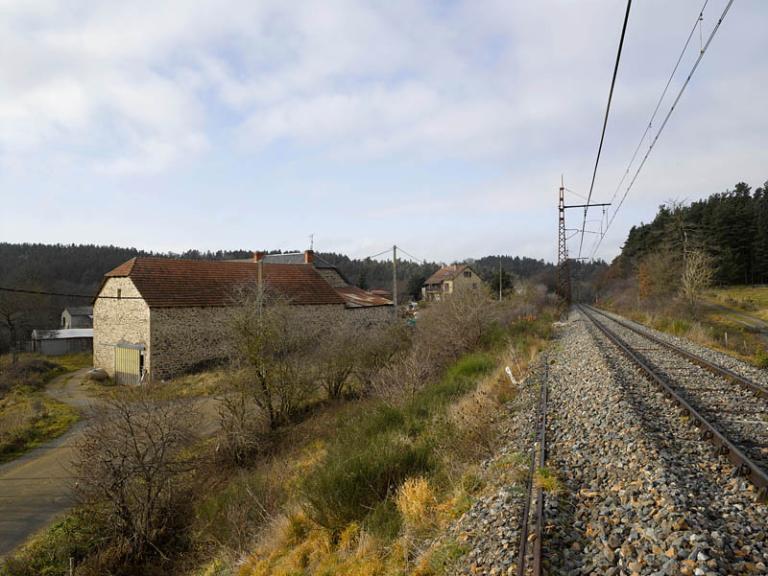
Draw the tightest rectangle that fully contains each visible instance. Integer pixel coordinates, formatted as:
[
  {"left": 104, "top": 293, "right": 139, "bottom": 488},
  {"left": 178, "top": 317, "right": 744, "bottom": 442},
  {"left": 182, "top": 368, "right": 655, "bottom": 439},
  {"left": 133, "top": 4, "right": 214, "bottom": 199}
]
[
  {"left": 0, "top": 353, "right": 90, "bottom": 463},
  {"left": 3, "top": 298, "right": 559, "bottom": 576},
  {"left": 603, "top": 286, "right": 768, "bottom": 368},
  {"left": 223, "top": 312, "right": 556, "bottom": 576}
]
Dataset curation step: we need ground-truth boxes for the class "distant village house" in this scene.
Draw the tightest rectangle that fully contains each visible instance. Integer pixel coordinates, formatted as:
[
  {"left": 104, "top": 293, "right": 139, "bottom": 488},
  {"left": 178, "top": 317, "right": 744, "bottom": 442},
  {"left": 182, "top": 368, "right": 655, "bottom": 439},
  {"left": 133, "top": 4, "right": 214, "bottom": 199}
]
[
  {"left": 93, "top": 251, "right": 392, "bottom": 385},
  {"left": 61, "top": 306, "right": 93, "bottom": 329},
  {"left": 421, "top": 264, "right": 483, "bottom": 302}
]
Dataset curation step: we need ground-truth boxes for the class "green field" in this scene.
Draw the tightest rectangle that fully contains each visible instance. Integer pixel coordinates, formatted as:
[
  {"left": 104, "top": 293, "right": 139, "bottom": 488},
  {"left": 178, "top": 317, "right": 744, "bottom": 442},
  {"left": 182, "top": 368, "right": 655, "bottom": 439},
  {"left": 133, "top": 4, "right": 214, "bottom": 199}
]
[{"left": 706, "top": 285, "right": 768, "bottom": 322}]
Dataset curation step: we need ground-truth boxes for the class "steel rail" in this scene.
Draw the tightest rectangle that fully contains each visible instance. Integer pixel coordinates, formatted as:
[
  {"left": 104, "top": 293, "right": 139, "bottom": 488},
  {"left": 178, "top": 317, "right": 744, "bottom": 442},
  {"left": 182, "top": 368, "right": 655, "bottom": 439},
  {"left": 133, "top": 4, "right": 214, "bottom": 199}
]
[
  {"left": 517, "top": 364, "right": 548, "bottom": 576},
  {"left": 585, "top": 304, "right": 768, "bottom": 399},
  {"left": 579, "top": 305, "right": 768, "bottom": 496}
]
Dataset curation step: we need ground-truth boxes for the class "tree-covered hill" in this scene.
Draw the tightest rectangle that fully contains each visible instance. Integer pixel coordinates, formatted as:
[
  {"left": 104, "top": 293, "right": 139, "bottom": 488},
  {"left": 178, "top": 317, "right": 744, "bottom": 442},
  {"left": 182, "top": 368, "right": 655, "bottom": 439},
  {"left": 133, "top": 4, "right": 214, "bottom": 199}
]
[{"left": 616, "top": 180, "right": 768, "bottom": 285}]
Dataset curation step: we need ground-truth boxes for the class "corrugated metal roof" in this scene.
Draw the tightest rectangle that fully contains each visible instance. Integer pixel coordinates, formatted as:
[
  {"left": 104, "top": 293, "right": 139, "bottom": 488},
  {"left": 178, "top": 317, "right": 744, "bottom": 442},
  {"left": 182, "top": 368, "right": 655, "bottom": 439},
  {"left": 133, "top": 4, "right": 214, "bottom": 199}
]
[
  {"left": 335, "top": 286, "right": 393, "bottom": 308},
  {"left": 32, "top": 328, "right": 93, "bottom": 340},
  {"left": 101, "top": 257, "right": 345, "bottom": 308}
]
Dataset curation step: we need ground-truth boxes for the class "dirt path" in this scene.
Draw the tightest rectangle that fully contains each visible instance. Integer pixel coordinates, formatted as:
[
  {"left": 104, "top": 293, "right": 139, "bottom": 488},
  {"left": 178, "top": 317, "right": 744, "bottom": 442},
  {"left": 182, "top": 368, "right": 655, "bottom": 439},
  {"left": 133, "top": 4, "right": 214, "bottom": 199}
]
[
  {"left": 0, "top": 369, "right": 221, "bottom": 557},
  {"left": 0, "top": 368, "right": 94, "bottom": 557},
  {"left": 703, "top": 301, "right": 768, "bottom": 346}
]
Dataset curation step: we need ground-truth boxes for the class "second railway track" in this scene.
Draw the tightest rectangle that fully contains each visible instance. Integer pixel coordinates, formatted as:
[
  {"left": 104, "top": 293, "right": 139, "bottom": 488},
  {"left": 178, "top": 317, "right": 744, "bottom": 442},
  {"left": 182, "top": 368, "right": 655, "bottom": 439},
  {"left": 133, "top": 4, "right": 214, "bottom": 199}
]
[{"left": 579, "top": 304, "right": 768, "bottom": 496}]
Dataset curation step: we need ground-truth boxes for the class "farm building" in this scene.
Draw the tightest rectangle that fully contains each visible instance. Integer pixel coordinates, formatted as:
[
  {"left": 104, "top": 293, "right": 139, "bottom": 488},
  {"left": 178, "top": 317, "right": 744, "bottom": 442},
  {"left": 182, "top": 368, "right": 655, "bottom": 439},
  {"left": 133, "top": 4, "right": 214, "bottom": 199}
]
[
  {"left": 31, "top": 328, "right": 93, "bottom": 355},
  {"left": 421, "top": 264, "right": 483, "bottom": 302},
  {"left": 61, "top": 306, "right": 93, "bottom": 329},
  {"left": 93, "top": 252, "right": 392, "bottom": 384}
]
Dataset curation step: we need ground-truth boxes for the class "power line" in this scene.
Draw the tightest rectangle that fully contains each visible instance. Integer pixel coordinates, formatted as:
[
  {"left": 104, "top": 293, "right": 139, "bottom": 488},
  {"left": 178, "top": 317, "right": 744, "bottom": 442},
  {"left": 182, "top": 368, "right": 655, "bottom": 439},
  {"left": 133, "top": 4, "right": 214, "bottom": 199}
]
[
  {"left": 396, "top": 247, "right": 425, "bottom": 263},
  {"left": 590, "top": 0, "right": 735, "bottom": 260},
  {"left": 606, "top": 0, "right": 710, "bottom": 212},
  {"left": 359, "top": 248, "right": 392, "bottom": 261},
  {"left": 0, "top": 286, "right": 142, "bottom": 300},
  {"left": 577, "top": 0, "right": 633, "bottom": 260}
]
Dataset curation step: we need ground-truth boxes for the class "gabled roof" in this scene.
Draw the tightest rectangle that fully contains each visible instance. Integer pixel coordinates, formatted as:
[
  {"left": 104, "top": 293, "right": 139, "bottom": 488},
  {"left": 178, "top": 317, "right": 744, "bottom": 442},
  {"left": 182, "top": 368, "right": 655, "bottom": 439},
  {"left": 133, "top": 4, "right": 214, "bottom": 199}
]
[
  {"left": 100, "top": 257, "right": 345, "bottom": 308},
  {"left": 63, "top": 306, "right": 93, "bottom": 317},
  {"left": 335, "top": 286, "right": 393, "bottom": 308},
  {"left": 424, "top": 265, "right": 473, "bottom": 285}
]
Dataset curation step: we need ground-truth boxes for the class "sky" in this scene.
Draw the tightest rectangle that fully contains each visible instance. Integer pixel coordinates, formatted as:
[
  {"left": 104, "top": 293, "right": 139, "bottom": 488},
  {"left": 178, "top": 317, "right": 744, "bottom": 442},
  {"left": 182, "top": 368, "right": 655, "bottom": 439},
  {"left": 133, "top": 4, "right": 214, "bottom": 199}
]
[{"left": 1, "top": 0, "right": 766, "bottom": 265}]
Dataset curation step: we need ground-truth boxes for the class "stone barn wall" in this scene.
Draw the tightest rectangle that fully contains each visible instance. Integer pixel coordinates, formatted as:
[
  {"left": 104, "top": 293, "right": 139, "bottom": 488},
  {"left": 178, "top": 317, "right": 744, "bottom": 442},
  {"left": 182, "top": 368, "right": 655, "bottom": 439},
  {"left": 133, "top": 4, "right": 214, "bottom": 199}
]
[
  {"left": 149, "top": 303, "right": 349, "bottom": 381},
  {"left": 93, "top": 278, "right": 151, "bottom": 377}
]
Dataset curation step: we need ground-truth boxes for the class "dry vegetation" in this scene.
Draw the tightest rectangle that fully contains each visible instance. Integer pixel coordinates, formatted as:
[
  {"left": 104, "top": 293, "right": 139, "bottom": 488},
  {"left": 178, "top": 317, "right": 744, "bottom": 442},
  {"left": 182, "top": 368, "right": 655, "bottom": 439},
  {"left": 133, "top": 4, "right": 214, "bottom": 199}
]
[
  {"left": 0, "top": 353, "right": 88, "bottom": 462},
  {"left": 1, "top": 288, "right": 559, "bottom": 576},
  {"left": 598, "top": 248, "right": 768, "bottom": 368}
]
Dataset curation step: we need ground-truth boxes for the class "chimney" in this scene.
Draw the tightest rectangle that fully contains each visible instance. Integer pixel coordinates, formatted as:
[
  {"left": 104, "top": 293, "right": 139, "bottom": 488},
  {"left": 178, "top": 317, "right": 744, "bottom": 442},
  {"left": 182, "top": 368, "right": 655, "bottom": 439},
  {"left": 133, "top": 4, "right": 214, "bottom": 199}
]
[
  {"left": 304, "top": 250, "right": 315, "bottom": 265},
  {"left": 253, "top": 251, "right": 265, "bottom": 262}
]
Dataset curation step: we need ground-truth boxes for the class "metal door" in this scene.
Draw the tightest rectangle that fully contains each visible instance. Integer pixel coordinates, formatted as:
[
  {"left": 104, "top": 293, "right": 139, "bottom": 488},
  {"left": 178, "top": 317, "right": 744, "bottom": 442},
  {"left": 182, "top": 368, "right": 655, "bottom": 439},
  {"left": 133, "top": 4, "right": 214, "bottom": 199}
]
[{"left": 115, "top": 344, "right": 143, "bottom": 385}]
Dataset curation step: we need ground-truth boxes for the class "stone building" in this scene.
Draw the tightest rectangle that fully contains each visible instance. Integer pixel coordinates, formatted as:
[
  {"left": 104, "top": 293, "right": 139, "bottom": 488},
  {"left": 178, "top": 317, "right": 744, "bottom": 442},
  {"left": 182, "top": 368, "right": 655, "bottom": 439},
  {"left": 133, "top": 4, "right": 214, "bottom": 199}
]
[
  {"left": 61, "top": 306, "right": 93, "bottom": 329},
  {"left": 421, "top": 264, "right": 483, "bottom": 302},
  {"left": 93, "top": 254, "right": 391, "bottom": 384}
]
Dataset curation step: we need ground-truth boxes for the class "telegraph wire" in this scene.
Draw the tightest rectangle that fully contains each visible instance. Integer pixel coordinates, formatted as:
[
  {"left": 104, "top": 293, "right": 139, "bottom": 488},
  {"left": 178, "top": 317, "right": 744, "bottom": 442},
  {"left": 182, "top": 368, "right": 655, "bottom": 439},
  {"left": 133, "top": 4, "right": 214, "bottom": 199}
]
[
  {"left": 590, "top": 0, "right": 735, "bottom": 260},
  {"left": 577, "top": 0, "right": 633, "bottom": 260},
  {"left": 396, "top": 247, "right": 425, "bottom": 263}
]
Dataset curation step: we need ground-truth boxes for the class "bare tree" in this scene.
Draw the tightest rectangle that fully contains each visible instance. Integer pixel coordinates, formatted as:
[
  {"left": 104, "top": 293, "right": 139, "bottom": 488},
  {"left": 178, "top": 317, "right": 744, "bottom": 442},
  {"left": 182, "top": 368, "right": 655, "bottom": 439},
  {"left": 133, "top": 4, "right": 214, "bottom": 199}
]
[
  {"left": 74, "top": 391, "right": 199, "bottom": 561},
  {"left": 228, "top": 285, "right": 319, "bottom": 430},
  {"left": 680, "top": 249, "right": 714, "bottom": 310}
]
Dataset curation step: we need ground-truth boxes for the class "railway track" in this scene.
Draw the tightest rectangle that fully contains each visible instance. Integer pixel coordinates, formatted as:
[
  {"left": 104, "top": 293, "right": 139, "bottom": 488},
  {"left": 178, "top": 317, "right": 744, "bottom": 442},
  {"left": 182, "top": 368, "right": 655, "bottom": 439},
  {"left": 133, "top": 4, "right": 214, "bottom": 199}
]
[
  {"left": 579, "top": 304, "right": 768, "bottom": 496},
  {"left": 516, "top": 364, "right": 548, "bottom": 576}
]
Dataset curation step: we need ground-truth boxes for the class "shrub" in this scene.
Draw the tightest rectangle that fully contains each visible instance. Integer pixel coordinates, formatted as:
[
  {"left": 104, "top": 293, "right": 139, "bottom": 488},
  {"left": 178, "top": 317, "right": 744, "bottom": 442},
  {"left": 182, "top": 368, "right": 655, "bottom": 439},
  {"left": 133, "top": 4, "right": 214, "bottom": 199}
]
[
  {"left": 301, "top": 434, "right": 434, "bottom": 532},
  {"left": 396, "top": 477, "right": 436, "bottom": 533},
  {"left": 195, "top": 471, "right": 283, "bottom": 552},
  {"left": 74, "top": 390, "right": 199, "bottom": 564}
]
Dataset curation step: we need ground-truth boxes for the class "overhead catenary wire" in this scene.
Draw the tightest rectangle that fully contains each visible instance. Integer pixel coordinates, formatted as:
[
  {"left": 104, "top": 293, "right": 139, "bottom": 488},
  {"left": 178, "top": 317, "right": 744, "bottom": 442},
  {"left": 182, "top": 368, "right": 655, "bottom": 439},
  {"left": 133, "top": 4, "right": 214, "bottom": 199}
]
[
  {"left": 605, "top": 0, "right": 711, "bottom": 212},
  {"left": 577, "top": 0, "right": 633, "bottom": 260},
  {"left": 590, "top": 0, "right": 735, "bottom": 260}
]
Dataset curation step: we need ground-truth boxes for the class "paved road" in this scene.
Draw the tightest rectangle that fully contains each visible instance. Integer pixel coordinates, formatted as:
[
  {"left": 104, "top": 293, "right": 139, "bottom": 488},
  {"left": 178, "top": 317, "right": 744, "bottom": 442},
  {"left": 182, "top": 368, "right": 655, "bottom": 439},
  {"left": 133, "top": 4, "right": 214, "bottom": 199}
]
[{"left": 0, "top": 368, "right": 93, "bottom": 557}]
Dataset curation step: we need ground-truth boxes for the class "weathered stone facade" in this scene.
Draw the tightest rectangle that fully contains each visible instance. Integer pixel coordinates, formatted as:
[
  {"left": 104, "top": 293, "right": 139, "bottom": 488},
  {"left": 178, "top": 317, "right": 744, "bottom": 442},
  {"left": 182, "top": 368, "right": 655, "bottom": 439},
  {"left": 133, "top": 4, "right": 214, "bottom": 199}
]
[
  {"left": 93, "top": 278, "right": 151, "bottom": 377},
  {"left": 93, "top": 256, "right": 394, "bottom": 382},
  {"left": 148, "top": 303, "right": 350, "bottom": 381}
]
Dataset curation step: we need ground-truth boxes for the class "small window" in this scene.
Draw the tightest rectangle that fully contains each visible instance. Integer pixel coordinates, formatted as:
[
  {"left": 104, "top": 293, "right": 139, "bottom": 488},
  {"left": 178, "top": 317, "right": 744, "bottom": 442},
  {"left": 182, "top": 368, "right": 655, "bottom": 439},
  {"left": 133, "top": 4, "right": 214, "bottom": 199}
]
[
  {"left": 117, "top": 289, "right": 122, "bottom": 300},
  {"left": 473, "top": 283, "right": 478, "bottom": 289},
  {"left": 463, "top": 270, "right": 472, "bottom": 278}
]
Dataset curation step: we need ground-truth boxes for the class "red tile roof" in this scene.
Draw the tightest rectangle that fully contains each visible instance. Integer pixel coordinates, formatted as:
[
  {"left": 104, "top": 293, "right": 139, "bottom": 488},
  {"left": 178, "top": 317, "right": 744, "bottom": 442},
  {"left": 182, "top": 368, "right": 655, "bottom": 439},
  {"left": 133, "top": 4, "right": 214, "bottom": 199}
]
[
  {"left": 424, "top": 265, "right": 471, "bottom": 285},
  {"left": 101, "top": 257, "right": 345, "bottom": 308},
  {"left": 335, "top": 286, "right": 393, "bottom": 308}
]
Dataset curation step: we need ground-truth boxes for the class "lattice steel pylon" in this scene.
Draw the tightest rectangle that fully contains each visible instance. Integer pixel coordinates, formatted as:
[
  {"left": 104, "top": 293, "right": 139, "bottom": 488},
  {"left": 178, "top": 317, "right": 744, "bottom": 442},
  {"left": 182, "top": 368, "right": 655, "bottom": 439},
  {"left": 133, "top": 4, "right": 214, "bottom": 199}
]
[{"left": 556, "top": 183, "right": 572, "bottom": 303}]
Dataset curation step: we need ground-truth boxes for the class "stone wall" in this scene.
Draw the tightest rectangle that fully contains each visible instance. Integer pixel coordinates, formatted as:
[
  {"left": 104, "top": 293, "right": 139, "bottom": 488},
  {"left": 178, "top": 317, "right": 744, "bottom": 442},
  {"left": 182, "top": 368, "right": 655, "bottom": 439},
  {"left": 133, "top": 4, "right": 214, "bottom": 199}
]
[
  {"left": 149, "top": 303, "right": 350, "bottom": 381},
  {"left": 93, "top": 278, "right": 151, "bottom": 377},
  {"left": 344, "top": 304, "right": 393, "bottom": 327}
]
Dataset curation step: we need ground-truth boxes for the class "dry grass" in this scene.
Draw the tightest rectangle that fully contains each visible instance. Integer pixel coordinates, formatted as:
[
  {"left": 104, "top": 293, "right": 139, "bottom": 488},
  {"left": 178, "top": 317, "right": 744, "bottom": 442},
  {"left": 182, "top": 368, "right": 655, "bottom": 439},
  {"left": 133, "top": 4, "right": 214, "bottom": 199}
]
[
  {"left": 396, "top": 477, "right": 437, "bottom": 532},
  {"left": 534, "top": 467, "right": 562, "bottom": 494}
]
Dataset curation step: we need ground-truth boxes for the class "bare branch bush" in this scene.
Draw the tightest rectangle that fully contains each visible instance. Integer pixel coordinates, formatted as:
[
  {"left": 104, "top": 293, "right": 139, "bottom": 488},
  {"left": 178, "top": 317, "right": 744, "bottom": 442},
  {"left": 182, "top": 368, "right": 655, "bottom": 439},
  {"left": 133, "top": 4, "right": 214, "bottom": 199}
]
[
  {"left": 353, "top": 322, "right": 410, "bottom": 396},
  {"left": 228, "top": 285, "right": 319, "bottom": 431},
  {"left": 374, "top": 288, "right": 498, "bottom": 401},
  {"left": 313, "top": 314, "right": 359, "bottom": 399},
  {"left": 216, "top": 372, "right": 271, "bottom": 466},
  {"left": 73, "top": 390, "right": 199, "bottom": 566}
]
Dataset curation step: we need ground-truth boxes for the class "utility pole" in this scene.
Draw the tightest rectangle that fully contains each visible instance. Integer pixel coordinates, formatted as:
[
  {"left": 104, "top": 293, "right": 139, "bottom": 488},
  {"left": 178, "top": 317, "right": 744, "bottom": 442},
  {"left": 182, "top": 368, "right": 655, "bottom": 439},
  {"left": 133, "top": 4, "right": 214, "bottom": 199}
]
[
  {"left": 498, "top": 258, "right": 503, "bottom": 301},
  {"left": 557, "top": 182, "right": 571, "bottom": 304},
  {"left": 392, "top": 245, "right": 398, "bottom": 319},
  {"left": 557, "top": 177, "right": 611, "bottom": 305}
]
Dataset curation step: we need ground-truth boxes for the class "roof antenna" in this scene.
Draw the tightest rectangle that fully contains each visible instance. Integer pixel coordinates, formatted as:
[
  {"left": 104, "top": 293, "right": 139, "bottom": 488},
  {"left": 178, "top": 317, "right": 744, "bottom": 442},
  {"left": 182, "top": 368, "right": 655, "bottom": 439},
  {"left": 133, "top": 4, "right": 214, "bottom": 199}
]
[{"left": 309, "top": 233, "right": 314, "bottom": 251}]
